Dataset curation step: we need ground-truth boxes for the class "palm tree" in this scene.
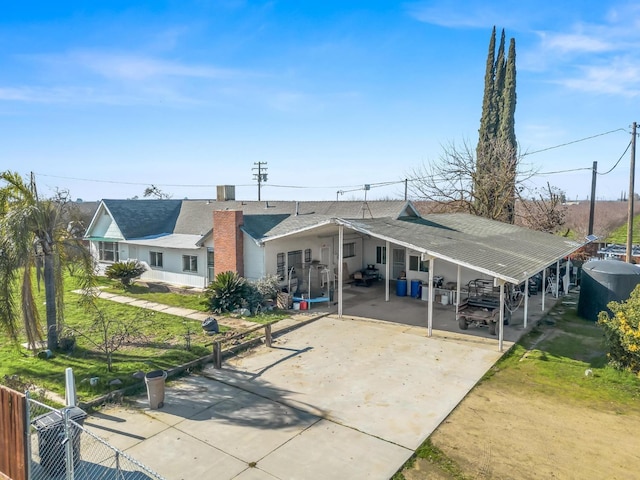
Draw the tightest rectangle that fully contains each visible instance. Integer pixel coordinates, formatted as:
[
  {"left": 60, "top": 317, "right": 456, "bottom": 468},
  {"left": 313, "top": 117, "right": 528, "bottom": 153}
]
[{"left": 0, "top": 171, "right": 93, "bottom": 351}]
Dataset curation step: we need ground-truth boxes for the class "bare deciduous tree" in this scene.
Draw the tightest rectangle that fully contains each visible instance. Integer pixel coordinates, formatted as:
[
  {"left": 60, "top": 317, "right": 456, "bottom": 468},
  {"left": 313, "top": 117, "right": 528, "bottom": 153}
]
[
  {"left": 143, "top": 185, "right": 172, "bottom": 199},
  {"left": 515, "top": 183, "right": 567, "bottom": 234},
  {"left": 408, "top": 138, "right": 566, "bottom": 233}
]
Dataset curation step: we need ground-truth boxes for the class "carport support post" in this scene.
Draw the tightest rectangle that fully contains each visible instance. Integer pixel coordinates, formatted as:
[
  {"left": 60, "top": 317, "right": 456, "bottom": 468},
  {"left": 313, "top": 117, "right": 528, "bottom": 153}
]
[
  {"left": 428, "top": 257, "right": 434, "bottom": 337},
  {"left": 542, "top": 269, "right": 546, "bottom": 311},
  {"left": 385, "top": 240, "right": 390, "bottom": 302},
  {"left": 455, "top": 265, "right": 461, "bottom": 318},
  {"left": 523, "top": 277, "right": 529, "bottom": 329},
  {"left": 555, "top": 260, "right": 560, "bottom": 298},
  {"left": 498, "top": 280, "right": 505, "bottom": 352},
  {"left": 338, "top": 225, "right": 344, "bottom": 318}
]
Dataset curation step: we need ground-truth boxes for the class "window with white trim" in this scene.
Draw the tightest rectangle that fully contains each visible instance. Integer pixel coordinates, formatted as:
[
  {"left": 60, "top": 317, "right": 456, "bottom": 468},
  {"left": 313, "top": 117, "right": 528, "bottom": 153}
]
[
  {"left": 150, "top": 251, "right": 163, "bottom": 268},
  {"left": 343, "top": 242, "right": 356, "bottom": 258},
  {"left": 409, "top": 255, "right": 429, "bottom": 272},
  {"left": 182, "top": 255, "right": 198, "bottom": 273},
  {"left": 98, "top": 241, "right": 119, "bottom": 262}
]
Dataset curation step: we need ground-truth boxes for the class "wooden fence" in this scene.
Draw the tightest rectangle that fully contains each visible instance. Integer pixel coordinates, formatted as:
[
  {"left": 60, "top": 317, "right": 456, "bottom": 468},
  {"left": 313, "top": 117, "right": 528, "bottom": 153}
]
[{"left": 0, "top": 385, "right": 27, "bottom": 480}]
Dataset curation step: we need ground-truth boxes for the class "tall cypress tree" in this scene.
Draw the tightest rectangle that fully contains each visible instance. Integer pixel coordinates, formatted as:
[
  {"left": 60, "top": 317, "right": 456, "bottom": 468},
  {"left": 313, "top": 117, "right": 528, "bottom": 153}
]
[
  {"left": 477, "top": 26, "right": 496, "bottom": 159},
  {"left": 475, "top": 27, "right": 517, "bottom": 223},
  {"left": 499, "top": 38, "right": 517, "bottom": 149}
]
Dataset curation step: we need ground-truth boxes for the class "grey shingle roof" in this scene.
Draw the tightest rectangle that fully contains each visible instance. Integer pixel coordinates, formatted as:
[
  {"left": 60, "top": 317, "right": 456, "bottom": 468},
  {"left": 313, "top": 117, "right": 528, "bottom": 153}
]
[
  {"left": 102, "top": 199, "right": 182, "bottom": 239},
  {"left": 341, "top": 213, "right": 583, "bottom": 284},
  {"left": 175, "top": 200, "right": 413, "bottom": 239}
]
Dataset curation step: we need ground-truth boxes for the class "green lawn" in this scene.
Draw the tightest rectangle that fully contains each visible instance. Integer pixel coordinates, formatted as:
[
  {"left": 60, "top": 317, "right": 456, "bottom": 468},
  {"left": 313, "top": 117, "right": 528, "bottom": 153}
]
[{"left": 0, "top": 274, "right": 287, "bottom": 403}]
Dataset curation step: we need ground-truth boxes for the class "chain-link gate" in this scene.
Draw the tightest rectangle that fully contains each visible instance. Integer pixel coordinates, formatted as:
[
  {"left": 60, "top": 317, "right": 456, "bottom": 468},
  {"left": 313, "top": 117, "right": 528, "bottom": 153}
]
[{"left": 26, "top": 393, "right": 166, "bottom": 480}]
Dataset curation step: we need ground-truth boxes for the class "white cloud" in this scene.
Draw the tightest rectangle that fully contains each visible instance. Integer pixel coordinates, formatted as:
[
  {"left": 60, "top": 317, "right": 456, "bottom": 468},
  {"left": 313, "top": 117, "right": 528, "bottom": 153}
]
[
  {"left": 35, "top": 51, "right": 240, "bottom": 82},
  {"left": 557, "top": 59, "right": 640, "bottom": 97},
  {"left": 537, "top": 31, "right": 613, "bottom": 54}
]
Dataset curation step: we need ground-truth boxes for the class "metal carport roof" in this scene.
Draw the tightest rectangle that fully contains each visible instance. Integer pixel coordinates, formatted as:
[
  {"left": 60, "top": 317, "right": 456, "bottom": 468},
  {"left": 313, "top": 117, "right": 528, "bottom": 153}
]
[{"left": 336, "top": 213, "right": 585, "bottom": 284}]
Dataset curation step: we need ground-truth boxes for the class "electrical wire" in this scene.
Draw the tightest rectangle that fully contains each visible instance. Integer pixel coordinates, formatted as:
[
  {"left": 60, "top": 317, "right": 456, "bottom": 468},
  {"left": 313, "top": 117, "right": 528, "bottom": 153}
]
[
  {"left": 521, "top": 128, "right": 627, "bottom": 156},
  {"left": 32, "top": 127, "right": 632, "bottom": 194},
  {"left": 597, "top": 140, "right": 631, "bottom": 176}
]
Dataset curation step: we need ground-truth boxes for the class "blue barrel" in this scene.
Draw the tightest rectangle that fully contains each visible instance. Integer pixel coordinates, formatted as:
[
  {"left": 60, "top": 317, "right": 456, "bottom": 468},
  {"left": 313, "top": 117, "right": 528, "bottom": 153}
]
[
  {"left": 396, "top": 279, "right": 407, "bottom": 296},
  {"left": 410, "top": 279, "right": 421, "bottom": 298}
]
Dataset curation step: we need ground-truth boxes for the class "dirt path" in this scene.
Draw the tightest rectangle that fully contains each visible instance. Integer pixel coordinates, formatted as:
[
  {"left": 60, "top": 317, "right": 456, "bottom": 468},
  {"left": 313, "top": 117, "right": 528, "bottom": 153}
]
[{"left": 404, "top": 380, "right": 640, "bottom": 479}]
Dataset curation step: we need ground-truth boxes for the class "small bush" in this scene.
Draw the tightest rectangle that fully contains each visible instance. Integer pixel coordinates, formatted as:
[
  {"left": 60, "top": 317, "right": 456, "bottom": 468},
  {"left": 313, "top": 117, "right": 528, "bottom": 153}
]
[
  {"left": 105, "top": 260, "right": 147, "bottom": 288},
  {"left": 598, "top": 285, "right": 640, "bottom": 373},
  {"left": 254, "top": 275, "right": 280, "bottom": 301},
  {"left": 204, "top": 271, "right": 247, "bottom": 314}
]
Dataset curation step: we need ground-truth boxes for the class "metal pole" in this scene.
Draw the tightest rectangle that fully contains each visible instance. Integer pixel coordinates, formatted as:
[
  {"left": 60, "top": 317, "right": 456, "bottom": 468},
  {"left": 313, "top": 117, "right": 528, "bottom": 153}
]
[
  {"left": 627, "top": 121, "right": 637, "bottom": 263},
  {"left": 64, "top": 408, "right": 74, "bottom": 480},
  {"left": 338, "top": 225, "right": 344, "bottom": 318},
  {"left": 385, "top": 241, "right": 390, "bottom": 302},
  {"left": 542, "top": 269, "right": 546, "bottom": 311},
  {"left": 523, "top": 277, "right": 529, "bottom": 329},
  {"left": 555, "top": 260, "right": 560, "bottom": 298},
  {"left": 588, "top": 161, "right": 597, "bottom": 235},
  {"left": 428, "top": 258, "right": 434, "bottom": 337},
  {"left": 499, "top": 282, "right": 505, "bottom": 352}
]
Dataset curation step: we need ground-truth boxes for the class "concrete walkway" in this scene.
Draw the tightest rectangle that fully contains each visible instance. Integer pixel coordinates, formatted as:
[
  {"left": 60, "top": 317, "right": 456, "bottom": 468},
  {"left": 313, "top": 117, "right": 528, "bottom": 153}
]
[
  {"left": 85, "top": 316, "right": 510, "bottom": 480},
  {"left": 72, "top": 289, "right": 256, "bottom": 329}
]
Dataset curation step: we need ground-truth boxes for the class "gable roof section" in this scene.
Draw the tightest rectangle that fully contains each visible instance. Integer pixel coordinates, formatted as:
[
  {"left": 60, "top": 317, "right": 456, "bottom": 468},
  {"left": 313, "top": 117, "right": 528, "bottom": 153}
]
[
  {"left": 101, "top": 199, "right": 182, "bottom": 239},
  {"left": 339, "top": 213, "right": 583, "bottom": 284},
  {"left": 181, "top": 199, "right": 415, "bottom": 242}
]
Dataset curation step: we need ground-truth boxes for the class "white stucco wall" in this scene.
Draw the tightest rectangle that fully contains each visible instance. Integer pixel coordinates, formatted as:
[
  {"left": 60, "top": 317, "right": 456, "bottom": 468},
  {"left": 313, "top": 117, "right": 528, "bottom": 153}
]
[
  {"left": 243, "top": 235, "right": 265, "bottom": 281},
  {"left": 124, "top": 244, "right": 208, "bottom": 289}
]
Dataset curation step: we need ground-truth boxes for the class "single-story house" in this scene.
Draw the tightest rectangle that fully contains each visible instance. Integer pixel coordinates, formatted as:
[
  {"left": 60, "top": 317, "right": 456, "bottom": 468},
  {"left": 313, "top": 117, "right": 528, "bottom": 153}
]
[{"left": 85, "top": 186, "right": 589, "bottom": 350}]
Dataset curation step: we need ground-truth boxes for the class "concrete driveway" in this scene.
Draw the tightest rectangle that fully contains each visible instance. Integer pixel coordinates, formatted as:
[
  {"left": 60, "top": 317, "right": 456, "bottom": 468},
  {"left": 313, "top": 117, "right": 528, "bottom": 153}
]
[{"left": 86, "top": 316, "right": 511, "bottom": 480}]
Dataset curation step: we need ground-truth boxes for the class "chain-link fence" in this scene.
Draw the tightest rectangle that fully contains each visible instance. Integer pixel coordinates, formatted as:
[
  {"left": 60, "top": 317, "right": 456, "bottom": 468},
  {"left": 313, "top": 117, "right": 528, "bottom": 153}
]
[{"left": 26, "top": 393, "right": 166, "bottom": 480}]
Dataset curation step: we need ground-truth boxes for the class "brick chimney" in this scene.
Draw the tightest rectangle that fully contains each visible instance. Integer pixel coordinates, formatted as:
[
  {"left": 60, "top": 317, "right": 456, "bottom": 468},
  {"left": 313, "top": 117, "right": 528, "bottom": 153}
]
[{"left": 213, "top": 210, "right": 244, "bottom": 277}]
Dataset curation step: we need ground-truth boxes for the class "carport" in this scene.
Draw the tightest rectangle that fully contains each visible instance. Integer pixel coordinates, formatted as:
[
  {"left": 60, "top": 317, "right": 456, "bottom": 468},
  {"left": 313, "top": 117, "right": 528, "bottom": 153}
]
[{"left": 333, "top": 213, "right": 590, "bottom": 351}]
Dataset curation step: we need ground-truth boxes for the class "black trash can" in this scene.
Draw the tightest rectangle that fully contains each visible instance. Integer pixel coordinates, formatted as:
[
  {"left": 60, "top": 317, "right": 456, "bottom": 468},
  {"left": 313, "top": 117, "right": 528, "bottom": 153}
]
[{"left": 33, "top": 407, "right": 87, "bottom": 475}]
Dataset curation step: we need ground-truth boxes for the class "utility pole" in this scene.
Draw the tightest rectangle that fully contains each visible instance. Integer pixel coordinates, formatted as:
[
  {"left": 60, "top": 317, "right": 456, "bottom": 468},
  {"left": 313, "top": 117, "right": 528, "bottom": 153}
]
[
  {"left": 252, "top": 162, "right": 268, "bottom": 201},
  {"left": 626, "top": 122, "right": 637, "bottom": 263},
  {"left": 588, "top": 161, "right": 597, "bottom": 235}
]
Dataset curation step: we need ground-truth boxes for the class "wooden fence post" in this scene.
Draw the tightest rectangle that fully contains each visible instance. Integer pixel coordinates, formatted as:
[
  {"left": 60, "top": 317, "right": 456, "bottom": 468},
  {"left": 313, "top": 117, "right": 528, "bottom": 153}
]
[
  {"left": 265, "top": 324, "right": 272, "bottom": 348},
  {"left": 213, "top": 341, "right": 222, "bottom": 369}
]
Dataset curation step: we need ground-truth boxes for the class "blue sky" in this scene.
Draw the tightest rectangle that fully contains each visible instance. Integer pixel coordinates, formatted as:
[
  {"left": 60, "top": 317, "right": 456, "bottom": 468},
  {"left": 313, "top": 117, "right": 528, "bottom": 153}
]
[{"left": 0, "top": 1, "right": 637, "bottom": 203}]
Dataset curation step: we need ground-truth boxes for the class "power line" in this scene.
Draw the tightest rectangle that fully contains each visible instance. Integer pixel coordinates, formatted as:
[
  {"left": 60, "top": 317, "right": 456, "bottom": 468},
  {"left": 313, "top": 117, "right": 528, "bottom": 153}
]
[
  {"left": 597, "top": 140, "right": 631, "bottom": 176},
  {"left": 522, "top": 128, "right": 627, "bottom": 156},
  {"left": 33, "top": 127, "right": 631, "bottom": 196}
]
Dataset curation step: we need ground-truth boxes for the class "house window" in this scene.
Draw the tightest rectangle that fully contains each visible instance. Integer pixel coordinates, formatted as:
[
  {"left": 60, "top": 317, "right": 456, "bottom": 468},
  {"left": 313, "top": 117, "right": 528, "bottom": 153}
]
[
  {"left": 343, "top": 242, "right": 356, "bottom": 258},
  {"left": 409, "top": 255, "right": 429, "bottom": 272},
  {"left": 150, "top": 251, "right": 163, "bottom": 268},
  {"left": 288, "top": 250, "right": 302, "bottom": 278},
  {"left": 277, "top": 252, "right": 285, "bottom": 279},
  {"left": 305, "top": 248, "right": 312, "bottom": 263},
  {"left": 182, "top": 255, "right": 198, "bottom": 273},
  {"left": 376, "top": 246, "right": 386, "bottom": 264},
  {"left": 98, "top": 241, "right": 119, "bottom": 262},
  {"left": 207, "top": 248, "right": 214, "bottom": 283}
]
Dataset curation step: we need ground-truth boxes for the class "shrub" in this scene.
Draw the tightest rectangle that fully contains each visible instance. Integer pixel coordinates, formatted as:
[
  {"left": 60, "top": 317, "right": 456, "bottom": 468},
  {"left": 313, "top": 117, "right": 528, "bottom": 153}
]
[
  {"left": 105, "top": 260, "right": 147, "bottom": 288},
  {"left": 254, "top": 275, "right": 280, "bottom": 301},
  {"left": 244, "top": 282, "right": 264, "bottom": 315},
  {"left": 598, "top": 285, "right": 640, "bottom": 373},
  {"left": 204, "top": 271, "right": 247, "bottom": 314}
]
